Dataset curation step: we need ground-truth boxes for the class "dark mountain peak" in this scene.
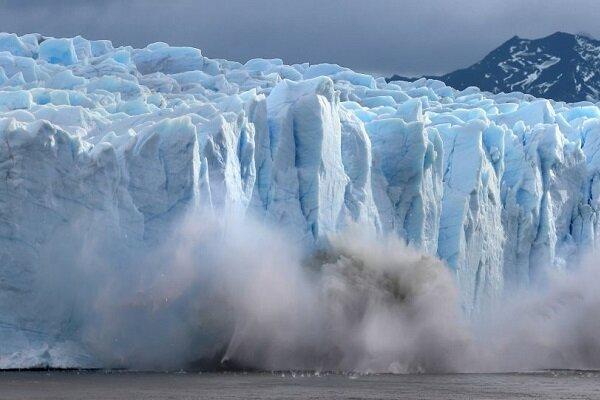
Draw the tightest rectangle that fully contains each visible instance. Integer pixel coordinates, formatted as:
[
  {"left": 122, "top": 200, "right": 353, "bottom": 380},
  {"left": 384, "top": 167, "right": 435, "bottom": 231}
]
[
  {"left": 496, "top": 35, "right": 523, "bottom": 50},
  {"left": 538, "top": 31, "right": 580, "bottom": 50},
  {"left": 389, "top": 31, "right": 600, "bottom": 103},
  {"left": 545, "top": 31, "right": 574, "bottom": 40}
]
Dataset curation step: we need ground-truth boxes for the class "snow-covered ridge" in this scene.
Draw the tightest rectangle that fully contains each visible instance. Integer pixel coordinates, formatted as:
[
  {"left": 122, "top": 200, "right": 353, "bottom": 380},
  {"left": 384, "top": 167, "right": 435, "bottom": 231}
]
[
  {"left": 1, "top": 33, "right": 600, "bottom": 364},
  {"left": 391, "top": 32, "right": 600, "bottom": 103}
]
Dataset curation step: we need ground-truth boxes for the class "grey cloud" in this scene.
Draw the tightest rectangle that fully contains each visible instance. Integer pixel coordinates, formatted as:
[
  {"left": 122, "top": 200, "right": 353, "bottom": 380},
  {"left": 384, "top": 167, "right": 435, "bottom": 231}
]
[{"left": 1, "top": 0, "right": 599, "bottom": 75}]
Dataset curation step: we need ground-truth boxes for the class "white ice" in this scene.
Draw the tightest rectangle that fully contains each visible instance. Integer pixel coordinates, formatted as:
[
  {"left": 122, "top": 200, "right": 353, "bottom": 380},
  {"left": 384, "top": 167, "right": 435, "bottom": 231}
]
[{"left": 1, "top": 33, "right": 599, "bottom": 368}]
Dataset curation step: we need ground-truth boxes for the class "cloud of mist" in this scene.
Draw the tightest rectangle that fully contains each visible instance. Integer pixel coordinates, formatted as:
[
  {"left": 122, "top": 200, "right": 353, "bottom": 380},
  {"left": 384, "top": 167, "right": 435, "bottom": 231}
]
[
  {"left": 26, "top": 209, "right": 600, "bottom": 373},
  {"left": 224, "top": 226, "right": 469, "bottom": 373},
  {"left": 471, "top": 256, "right": 600, "bottom": 372},
  {"left": 32, "top": 211, "right": 468, "bottom": 372}
]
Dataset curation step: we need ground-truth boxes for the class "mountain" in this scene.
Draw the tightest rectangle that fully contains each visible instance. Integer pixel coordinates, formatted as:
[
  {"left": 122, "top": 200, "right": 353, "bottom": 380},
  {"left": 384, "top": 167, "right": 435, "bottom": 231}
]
[
  {"left": 1, "top": 33, "right": 600, "bottom": 369},
  {"left": 389, "top": 32, "right": 600, "bottom": 102}
]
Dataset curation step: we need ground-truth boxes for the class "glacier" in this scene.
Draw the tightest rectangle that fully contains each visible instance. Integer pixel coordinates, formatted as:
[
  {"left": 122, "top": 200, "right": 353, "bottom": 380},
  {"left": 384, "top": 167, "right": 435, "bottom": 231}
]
[{"left": 1, "top": 32, "right": 600, "bottom": 369}]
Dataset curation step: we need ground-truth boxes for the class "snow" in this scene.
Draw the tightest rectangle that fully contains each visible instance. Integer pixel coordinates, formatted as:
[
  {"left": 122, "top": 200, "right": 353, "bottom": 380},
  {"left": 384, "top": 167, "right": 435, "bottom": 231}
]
[{"left": 1, "top": 33, "right": 600, "bottom": 368}]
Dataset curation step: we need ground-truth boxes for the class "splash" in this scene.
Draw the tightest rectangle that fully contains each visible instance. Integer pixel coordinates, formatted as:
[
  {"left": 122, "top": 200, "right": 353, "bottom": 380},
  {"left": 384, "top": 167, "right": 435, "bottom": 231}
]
[
  {"left": 19, "top": 212, "right": 600, "bottom": 373},
  {"left": 471, "top": 256, "right": 600, "bottom": 372}
]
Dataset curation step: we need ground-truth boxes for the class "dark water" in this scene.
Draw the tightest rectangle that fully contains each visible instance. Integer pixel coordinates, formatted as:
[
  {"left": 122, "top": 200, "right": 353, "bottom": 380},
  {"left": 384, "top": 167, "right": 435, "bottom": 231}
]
[{"left": 1, "top": 370, "right": 600, "bottom": 400}]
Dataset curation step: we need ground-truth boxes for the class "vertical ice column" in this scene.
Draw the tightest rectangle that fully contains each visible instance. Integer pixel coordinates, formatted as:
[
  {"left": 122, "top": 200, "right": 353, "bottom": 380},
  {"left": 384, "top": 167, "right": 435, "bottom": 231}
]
[
  {"left": 126, "top": 116, "right": 199, "bottom": 238},
  {"left": 338, "top": 107, "right": 381, "bottom": 234},
  {"left": 576, "top": 119, "right": 600, "bottom": 250},
  {"left": 437, "top": 120, "right": 504, "bottom": 314},
  {"left": 523, "top": 124, "right": 586, "bottom": 280},
  {"left": 266, "top": 77, "right": 349, "bottom": 242},
  {"left": 367, "top": 118, "right": 444, "bottom": 254},
  {"left": 500, "top": 126, "right": 543, "bottom": 289},
  {"left": 243, "top": 92, "right": 272, "bottom": 216},
  {"left": 201, "top": 111, "right": 257, "bottom": 213}
]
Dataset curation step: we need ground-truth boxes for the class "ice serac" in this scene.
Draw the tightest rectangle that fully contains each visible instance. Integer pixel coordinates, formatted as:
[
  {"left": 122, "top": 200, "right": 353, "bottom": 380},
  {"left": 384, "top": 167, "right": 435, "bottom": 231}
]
[
  {"left": 125, "top": 116, "right": 199, "bottom": 238},
  {"left": 338, "top": 106, "right": 380, "bottom": 233},
  {"left": 266, "top": 77, "right": 348, "bottom": 241},
  {"left": 367, "top": 118, "right": 443, "bottom": 254},
  {"left": 1, "top": 33, "right": 600, "bottom": 367},
  {"left": 437, "top": 120, "right": 504, "bottom": 311}
]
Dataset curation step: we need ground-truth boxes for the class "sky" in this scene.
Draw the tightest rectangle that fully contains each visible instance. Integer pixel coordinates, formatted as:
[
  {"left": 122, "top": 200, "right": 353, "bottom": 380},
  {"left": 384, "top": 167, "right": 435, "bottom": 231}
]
[{"left": 1, "top": 0, "right": 599, "bottom": 76}]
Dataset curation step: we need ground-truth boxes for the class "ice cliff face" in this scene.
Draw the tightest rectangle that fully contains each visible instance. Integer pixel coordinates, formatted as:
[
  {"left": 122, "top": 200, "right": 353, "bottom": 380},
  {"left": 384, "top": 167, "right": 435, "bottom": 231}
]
[{"left": 1, "top": 33, "right": 600, "bottom": 366}]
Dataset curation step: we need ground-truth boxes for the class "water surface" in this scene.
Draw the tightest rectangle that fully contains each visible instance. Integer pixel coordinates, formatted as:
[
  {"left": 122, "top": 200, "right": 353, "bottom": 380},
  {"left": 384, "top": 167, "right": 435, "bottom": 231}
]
[{"left": 1, "top": 370, "right": 599, "bottom": 399}]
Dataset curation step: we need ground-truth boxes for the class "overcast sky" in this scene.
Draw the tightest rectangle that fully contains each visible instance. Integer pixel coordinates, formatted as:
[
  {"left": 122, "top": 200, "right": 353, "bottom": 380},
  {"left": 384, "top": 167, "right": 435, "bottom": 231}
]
[{"left": 1, "top": 0, "right": 599, "bottom": 76}]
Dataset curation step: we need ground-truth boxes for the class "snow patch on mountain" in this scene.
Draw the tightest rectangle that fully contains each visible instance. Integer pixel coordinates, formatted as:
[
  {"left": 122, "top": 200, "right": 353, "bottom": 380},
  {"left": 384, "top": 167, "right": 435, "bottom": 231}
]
[{"left": 391, "top": 32, "right": 600, "bottom": 103}]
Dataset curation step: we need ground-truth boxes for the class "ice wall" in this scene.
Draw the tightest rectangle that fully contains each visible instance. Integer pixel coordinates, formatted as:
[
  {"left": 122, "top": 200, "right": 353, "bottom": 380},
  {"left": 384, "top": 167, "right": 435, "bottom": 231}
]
[{"left": 1, "top": 33, "right": 599, "bottom": 366}]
